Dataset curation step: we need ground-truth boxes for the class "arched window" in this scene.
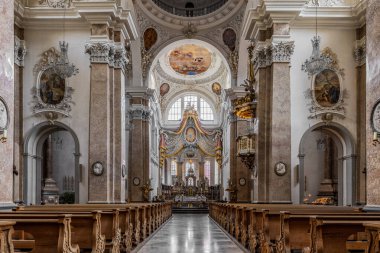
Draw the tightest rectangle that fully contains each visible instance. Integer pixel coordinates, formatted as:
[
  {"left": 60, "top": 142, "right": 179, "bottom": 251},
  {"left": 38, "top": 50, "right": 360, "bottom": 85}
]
[
  {"left": 167, "top": 95, "right": 215, "bottom": 122},
  {"left": 185, "top": 2, "right": 194, "bottom": 17},
  {"left": 204, "top": 160, "right": 211, "bottom": 181},
  {"left": 185, "top": 161, "right": 195, "bottom": 176},
  {"left": 171, "top": 160, "right": 177, "bottom": 176}
]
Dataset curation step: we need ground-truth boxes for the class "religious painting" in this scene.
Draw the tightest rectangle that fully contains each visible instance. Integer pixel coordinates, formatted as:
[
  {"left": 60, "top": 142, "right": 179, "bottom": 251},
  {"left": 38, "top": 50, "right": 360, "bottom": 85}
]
[
  {"left": 313, "top": 69, "right": 341, "bottom": 108},
  {"left": 212, "top": 82, "right": 222, "bottom": 95},
  {"left": 185, "top": 127, "right": 197, "bottom": 143},
  {"left": 144, "top": 28, "right": 158, "bottom": 51},
  {"left": 39, "top": 69, "right": 66, "bottom": 105},
  {"left": 223, "top": 28, "right": 237, "bottom": 52},
  {"left": 160, "top": 83, "right": 170, "bottom": 96},
  {"left": 169, "top": 44, "right": 212, "bottom": 75}
]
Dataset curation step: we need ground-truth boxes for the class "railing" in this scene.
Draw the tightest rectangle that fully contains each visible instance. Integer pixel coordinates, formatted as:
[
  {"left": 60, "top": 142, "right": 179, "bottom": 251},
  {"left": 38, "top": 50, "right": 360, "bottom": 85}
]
[{"left": 152, "top": 0, "right": 229, "bottom": 17}]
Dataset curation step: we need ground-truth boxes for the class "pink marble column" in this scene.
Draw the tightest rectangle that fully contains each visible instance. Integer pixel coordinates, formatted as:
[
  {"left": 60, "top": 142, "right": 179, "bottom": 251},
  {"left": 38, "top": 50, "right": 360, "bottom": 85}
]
[
  {"left": 0, "top": 1, "right": 15, "bottom": 207},
  {"left": 365, "top": 0, "right": 380, "bottom": 210},
  {"left": 85, "top": 24, "right": 114, "bottom": 203}
]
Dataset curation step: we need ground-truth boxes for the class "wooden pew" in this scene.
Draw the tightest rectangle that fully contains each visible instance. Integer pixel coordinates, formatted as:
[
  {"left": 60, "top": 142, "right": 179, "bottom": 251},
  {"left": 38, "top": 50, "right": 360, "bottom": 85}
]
[
  {"left": 0, "top": 214, "right": 79, "bottom": 253},
  {"left": 13, "top": 202, "right": 172, "bottom": 252},
  {"left": 0, "top": 221, "right": 15, "bottom": 253},
  {"left": 364, "top": 222, "right": 380, "bottom": 253}
]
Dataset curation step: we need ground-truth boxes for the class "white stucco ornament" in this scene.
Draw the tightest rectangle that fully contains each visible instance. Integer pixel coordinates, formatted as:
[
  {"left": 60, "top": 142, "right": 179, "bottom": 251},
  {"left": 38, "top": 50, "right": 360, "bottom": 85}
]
[{"left": 0, "top": 53, "right": 13, "bottom": 82}]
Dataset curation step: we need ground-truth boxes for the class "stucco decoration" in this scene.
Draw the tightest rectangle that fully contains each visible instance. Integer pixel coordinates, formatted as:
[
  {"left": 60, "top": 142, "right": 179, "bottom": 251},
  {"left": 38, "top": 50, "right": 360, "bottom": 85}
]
[
  {"left": 38, "top": 0, "right": 70, "bottom": 8},
  {"left": 144, "top": 28, "right": 158, "bottom": 51},
  {"left": 32, "top": 46, "right": 77, "bottom": 118},
  {"left": 304, "top": 47, "right": 346, "bottom": 119},
  {"left": 222, "top": 28, "right": 237, "bottom": 52},
  {"left": 14, "top": 36, "right": 27, "bottom": 67},
  {"left": 169, "top": 44, "right": 212, "bottom": 76}
]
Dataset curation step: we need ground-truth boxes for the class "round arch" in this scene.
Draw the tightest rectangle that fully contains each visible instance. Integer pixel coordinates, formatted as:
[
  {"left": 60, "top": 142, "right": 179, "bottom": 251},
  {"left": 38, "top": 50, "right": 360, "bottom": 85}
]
[
  {"left": 23, "top": 121, "right": 81, "bottom": 204},
  {"left": 148, "top": 37, "right": 232, "bottom": 89},
  {"left": 298, "top": 122, "right": 356, "bottom": 206}
]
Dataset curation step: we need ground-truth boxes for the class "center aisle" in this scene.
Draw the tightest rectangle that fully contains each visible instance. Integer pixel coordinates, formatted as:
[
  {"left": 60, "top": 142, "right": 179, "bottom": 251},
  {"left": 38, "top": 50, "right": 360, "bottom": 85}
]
[{"left": 137, "top": 214, "right": 244, "bottom": 253}]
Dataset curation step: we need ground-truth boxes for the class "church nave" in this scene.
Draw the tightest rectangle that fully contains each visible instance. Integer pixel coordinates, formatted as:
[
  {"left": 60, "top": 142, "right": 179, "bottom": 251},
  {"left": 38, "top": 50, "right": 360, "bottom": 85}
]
[{"left": 137, "top": 214, "right": 244, "bottom": 253}]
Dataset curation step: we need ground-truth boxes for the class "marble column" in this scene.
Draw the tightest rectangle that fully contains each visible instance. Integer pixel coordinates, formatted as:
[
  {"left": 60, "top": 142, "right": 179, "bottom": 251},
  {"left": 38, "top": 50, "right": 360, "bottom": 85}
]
[
  {"left": 85, "top": 24, "right": 114, "bottom": 203},
  {"left": 0, "top": 1, "right": 15, "bottom": 208},
  {"left": 13, "top": 27, "right": 26, "bottom": 202},
  {"left": 252, "top": 24, "right": 294, "bottom": 203},
  {"left": 177, "top": 161, "right": 183, "bottom": 183},
  {"left": 354, "top": 25, "right": 366, "bottom": 205},
  {"left": 112, "top": 30, "right": 128, "bottom": 203},
  {"left": 365, "top": 0, "right": 380, "bottom": 210},
  {"left": 199, "top": 161, "right": 205, "bottom": 181},
  {"left": 127, "top": 94, "right": 151, "bottom": 202}
]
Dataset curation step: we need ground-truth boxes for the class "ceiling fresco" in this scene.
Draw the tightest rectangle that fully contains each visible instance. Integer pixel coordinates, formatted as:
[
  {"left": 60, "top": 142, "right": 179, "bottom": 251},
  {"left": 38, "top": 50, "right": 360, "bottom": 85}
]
[{"left": 169, "top": 44, "right": 212, "bottom": 76}]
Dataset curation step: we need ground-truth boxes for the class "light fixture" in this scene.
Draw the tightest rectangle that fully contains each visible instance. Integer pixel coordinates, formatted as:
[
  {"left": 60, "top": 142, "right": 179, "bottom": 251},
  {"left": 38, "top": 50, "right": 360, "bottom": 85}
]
[
  {"left": 301, "top": 0, "right": 333, "bottom": 77},
  {"left": 233, "top": 42, "right": 257, "bottom": 119},
  {"left": 51, "top": 2, "right": 78, "bottom": 79},
  {"left": 0, "top": 130, "right": 7, "bottom": 143},
  {"left": 373, "top": 132, "right": 380, "bottom": 146}
]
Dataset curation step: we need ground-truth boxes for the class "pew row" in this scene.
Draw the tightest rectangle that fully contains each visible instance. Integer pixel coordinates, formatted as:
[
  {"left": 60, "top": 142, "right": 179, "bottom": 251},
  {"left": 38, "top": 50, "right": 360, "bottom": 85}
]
[{"left": 209, "top": 202, "right": 380, "bottom": 253}]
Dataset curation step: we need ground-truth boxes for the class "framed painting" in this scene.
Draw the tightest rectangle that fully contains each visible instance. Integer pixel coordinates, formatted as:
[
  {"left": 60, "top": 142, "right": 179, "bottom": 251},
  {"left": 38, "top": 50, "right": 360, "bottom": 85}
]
[
  {"left": 312, "top": 69, "right": 341, "bottom": 108},
  {"left": 38, "top": 68, "right": 66, "bottom": 105}
]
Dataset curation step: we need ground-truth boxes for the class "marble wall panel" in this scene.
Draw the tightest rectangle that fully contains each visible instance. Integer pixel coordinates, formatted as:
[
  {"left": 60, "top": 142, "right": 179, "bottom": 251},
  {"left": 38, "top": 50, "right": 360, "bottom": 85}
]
[
  {"left": 366, "top": 0, "right": 380, "bottom": 206},
  {"left": 0, "top": 1, "right": 14, "bottom": 206}
]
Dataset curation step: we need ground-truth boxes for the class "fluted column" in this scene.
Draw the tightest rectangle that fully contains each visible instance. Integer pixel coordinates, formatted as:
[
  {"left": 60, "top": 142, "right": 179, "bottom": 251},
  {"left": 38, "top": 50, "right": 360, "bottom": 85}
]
[{"left": 42, "top": 135, "right": 59, "bottom": 204}]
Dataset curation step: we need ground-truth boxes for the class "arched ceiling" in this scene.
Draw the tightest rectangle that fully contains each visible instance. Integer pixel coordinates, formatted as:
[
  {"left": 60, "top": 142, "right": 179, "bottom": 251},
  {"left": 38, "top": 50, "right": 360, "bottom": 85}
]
[{"left": 149, "top": 39, "right": 230, "bottom": 120}]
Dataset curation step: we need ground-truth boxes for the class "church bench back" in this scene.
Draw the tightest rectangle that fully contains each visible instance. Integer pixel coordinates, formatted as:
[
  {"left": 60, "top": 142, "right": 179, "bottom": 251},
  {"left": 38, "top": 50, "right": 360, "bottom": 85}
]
[
  {"left": 0, "top": 221, "right": 15, "bottom": 253},
  {"left": 0, "top": 214, "right": 79, "bottom": 253}
]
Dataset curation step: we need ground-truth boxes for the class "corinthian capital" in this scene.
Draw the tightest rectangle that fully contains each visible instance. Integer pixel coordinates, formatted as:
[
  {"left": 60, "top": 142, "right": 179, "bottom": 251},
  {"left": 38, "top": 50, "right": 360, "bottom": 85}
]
[
  {"left": 267, "top": 41, "right": 295, "bottom": 64},
  {"left": 114, "top": 44, "right": 129, "bottom": 70},
  {"left": 85, "top": 41, "right": 115, "bottom": 64}
]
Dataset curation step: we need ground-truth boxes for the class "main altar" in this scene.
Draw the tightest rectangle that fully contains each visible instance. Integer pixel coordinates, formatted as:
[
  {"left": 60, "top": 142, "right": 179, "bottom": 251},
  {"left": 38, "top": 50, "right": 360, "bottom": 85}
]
[{"left": 159, "top": 106, "right": 222, "bottom": 209}]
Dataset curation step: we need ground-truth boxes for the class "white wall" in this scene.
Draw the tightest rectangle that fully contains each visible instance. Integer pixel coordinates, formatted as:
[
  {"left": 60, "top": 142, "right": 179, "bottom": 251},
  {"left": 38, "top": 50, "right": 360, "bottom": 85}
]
[
  {"left": 290, "top": 27, "right": 357, "bottom": 203},
  {"left": 23, "top": 28, "right": 91, "bottom": 203}
]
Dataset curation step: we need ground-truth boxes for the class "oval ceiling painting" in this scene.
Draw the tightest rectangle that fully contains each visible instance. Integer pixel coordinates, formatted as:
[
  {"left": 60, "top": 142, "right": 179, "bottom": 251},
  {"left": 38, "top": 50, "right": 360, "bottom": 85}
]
[
  {"left": 169, "top": 44, "right": 212, "bottom": 76},
  {"left": 313, "top": 69, "right": 341, "bottom": 108}
]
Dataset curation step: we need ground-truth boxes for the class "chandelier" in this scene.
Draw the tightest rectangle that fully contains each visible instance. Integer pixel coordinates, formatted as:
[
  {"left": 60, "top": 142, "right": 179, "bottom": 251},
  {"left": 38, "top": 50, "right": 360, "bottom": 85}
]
[
  {"left": 301, "top": 0, "right": 332, "bottom": 77},
  {"left": 233, "top": 42, "right": 257, "bottom": 119},
  {"left": 52, "top": 41, "right": 78, "bottom": 79},
  {"left": 51, "top": 2, "right": 78, "bottom": 79}
]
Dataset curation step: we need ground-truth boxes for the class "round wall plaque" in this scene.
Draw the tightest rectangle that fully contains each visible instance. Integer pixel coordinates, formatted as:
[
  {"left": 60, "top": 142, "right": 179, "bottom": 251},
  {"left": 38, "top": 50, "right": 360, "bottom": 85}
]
[
  {"left": 133, "top": 177, "right": 141, "bottom": 186},
  {"left": 371, "top": 100, "right": 380, "bottom": 133},
  {"left": 0, "top": 97, "right": 9, "bottom": 131},
  {"left": 92, "top": 161, "right": 104, "bottom": 176},
  {"left": 239, "top": 177, "right": 246, "bottom": 186},
  {"left": 274, "top": 162, "right": 287, "bottom": 176}
]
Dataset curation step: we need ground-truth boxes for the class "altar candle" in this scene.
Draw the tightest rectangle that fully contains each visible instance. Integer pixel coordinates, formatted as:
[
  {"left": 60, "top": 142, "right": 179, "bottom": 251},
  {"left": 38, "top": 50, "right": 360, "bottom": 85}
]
[{"left": 374, "top": 132, "right": 378, "bottom": 141}]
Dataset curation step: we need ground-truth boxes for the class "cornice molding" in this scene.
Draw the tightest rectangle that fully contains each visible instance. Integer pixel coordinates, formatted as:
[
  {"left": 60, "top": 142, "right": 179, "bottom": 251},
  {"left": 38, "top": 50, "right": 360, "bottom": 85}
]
[
  {"left": 135, "top": 0, "right": 245, "bottom": 31},
  {"left": 13, "top": 1, "right": 139, "bottom": 40}
]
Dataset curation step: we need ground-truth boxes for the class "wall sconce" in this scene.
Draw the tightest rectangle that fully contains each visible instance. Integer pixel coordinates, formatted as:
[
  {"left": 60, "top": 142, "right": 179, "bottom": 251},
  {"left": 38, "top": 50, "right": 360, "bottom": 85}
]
[
  {"left": 373, "top": 132, "right": 379, "bottom": 146},
  {"left": 0, "top": 129, "right": 7, "bottom": 143}
]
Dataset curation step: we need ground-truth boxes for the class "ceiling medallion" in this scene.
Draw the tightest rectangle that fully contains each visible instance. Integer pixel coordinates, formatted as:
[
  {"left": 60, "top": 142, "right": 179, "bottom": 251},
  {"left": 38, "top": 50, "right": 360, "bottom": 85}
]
[{"left": 169, "top": 44, "right": 212, "bottom": 76}]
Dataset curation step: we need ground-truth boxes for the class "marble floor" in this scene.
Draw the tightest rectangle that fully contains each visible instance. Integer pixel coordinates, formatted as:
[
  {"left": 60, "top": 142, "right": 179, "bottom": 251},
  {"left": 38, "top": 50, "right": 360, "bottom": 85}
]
[{"left": 137, "top": 214, "right": 244, "bottom": 253}]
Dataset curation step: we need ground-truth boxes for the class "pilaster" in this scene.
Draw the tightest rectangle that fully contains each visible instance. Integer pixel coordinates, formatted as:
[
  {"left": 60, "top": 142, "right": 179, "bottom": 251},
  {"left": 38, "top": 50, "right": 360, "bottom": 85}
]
[
  {"left": 365, "top": 0, "right": 380, "bottom": 210},
  {"left": 126, "top": 89, "right": 152, "bottom": 202},
  {"left": 86, "top": 24, "right": 114, "bottom": 203},
  {"left": 13, "top": 29, "right": 26, "bottom": 202}
]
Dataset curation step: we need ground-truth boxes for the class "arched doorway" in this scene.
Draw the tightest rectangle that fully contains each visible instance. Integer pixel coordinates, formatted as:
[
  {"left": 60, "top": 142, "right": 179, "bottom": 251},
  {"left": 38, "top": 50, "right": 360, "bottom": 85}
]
[
  {"left": 23, "top": 122, "right": 80, "bottom": 204},
  {"left": 298, "top": 122, "right": 356, "bottom": 206}
]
